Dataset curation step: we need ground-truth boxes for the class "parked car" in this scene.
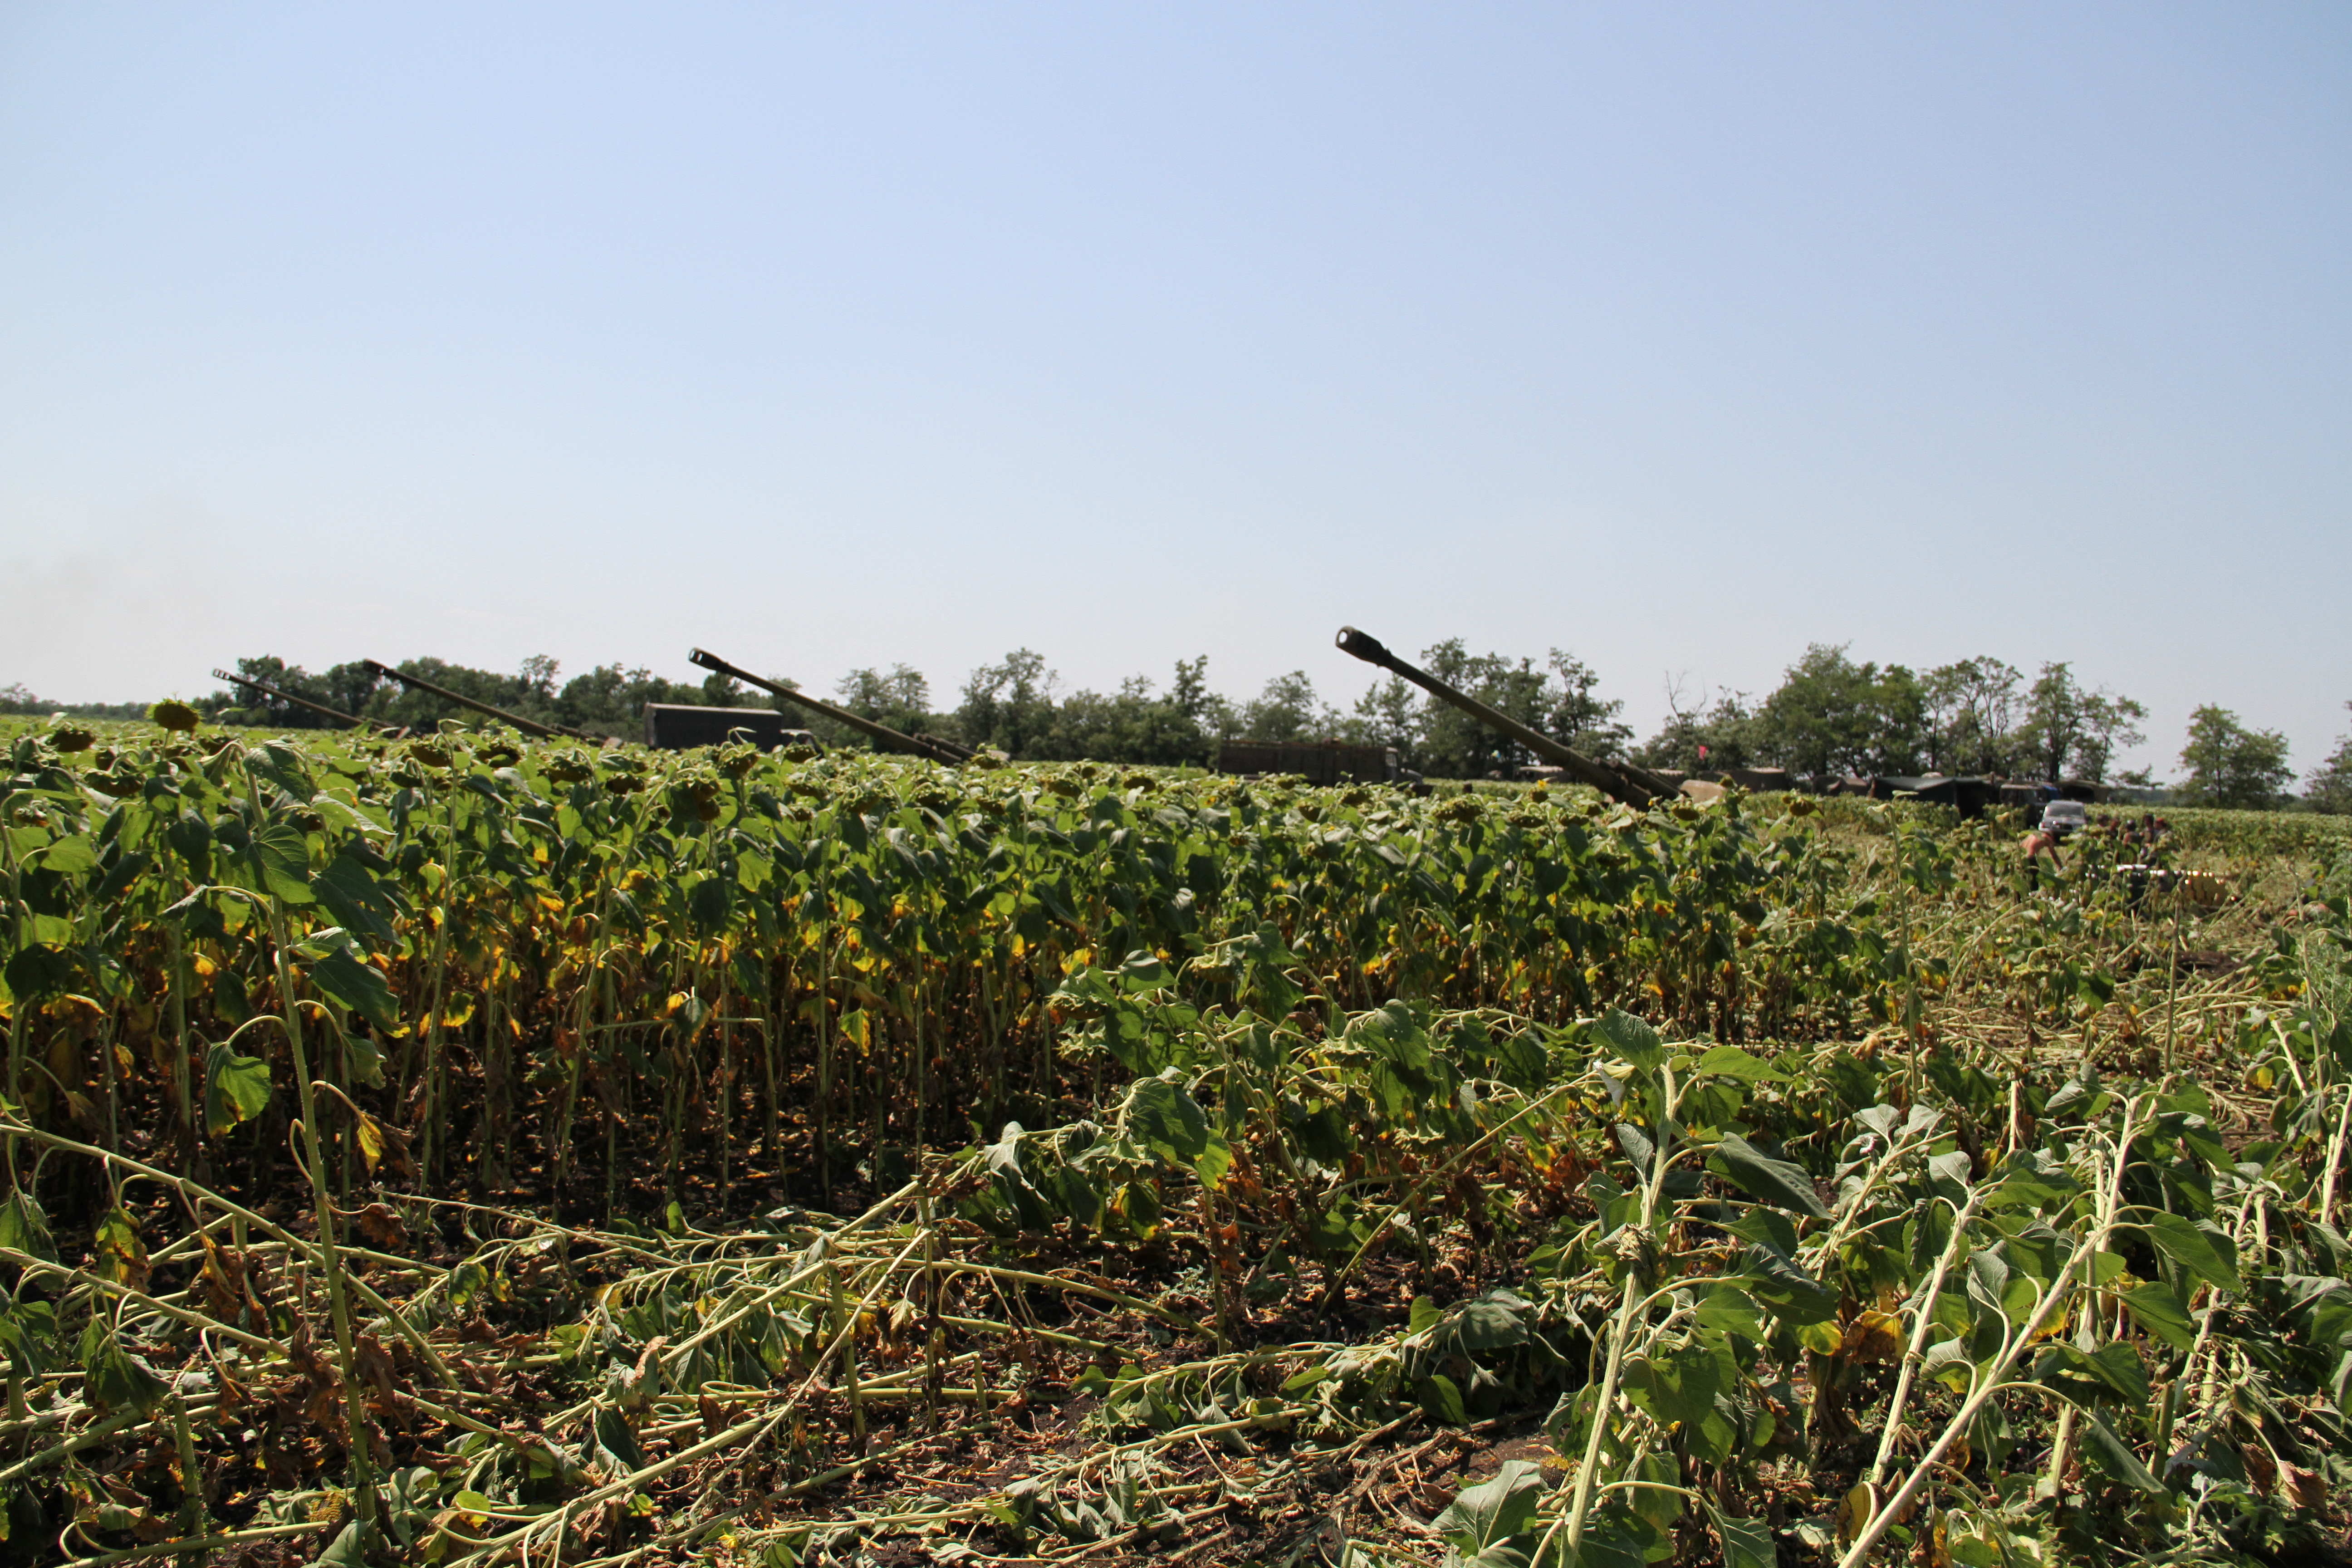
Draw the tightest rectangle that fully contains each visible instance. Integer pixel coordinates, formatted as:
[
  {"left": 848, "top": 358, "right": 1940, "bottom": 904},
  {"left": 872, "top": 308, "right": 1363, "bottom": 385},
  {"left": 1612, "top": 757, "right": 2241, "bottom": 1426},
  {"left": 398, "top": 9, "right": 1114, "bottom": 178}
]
[{"left": 2039, "top": 799, "right": 2088, "bottom": 839}]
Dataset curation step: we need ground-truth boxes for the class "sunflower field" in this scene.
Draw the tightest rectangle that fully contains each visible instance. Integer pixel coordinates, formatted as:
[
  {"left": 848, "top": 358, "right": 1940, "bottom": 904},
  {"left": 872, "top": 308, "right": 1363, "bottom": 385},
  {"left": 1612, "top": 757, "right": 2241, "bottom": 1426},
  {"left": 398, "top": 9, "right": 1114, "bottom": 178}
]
[{"left": 0, "top": 715, "right": 2345, "bottom": 1568}]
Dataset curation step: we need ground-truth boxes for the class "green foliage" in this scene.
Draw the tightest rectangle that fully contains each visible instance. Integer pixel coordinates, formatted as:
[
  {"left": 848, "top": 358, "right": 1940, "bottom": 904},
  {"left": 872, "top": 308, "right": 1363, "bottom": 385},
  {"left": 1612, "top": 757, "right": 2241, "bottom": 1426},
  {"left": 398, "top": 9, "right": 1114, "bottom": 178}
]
[
  {"left": 202, "top": 1041, "right": 273, "bottom": 1137},
  {"left": 1639, "top": 647, "right": 2149, "bottom": 786},
  {"left": 1706, "top": 1132, "right": 1829, "bottom": 1218},
  {"left": 0, "top": 715, "right": 2345, "bottom": 1568},
  {"left": 1751, "top": 643, "right": 1929, "bottom": 777},
  {"left": 1636, "top": 684, "right": 1761, "bottom": 774},
  {"left": 292, "top": 926, "right": 402, "bottom": 1034},
  {"left": 199, "top": 652, "right": 715, "bottom": 740},
  {"left": 2019, "top": 661, "right": 2147, "bottom": 785},
  {"left": 2177, "top": 703, "right": 2295, "bottom": 809},
  {"left": 0, "top": 682, "right": 150, "bottom": 721},
  {"left": 0, "top": 1190, "right": 56, "bottom": 1262},
  {"left": 2300, "top": 702, "right": 2352, "bottom": 815},
  {"left": 1388, "top": 640, "right": 1631, "bottom": 778},
  {"left": 1431, "top": 1458, "right": 1552, "bottom": 1557},
  {"left": 78, "top": 1319, "right": 168, "bottom": 1415},
  {"left": 2093, "top": 801, "right": 2352, "bottom": 857}
]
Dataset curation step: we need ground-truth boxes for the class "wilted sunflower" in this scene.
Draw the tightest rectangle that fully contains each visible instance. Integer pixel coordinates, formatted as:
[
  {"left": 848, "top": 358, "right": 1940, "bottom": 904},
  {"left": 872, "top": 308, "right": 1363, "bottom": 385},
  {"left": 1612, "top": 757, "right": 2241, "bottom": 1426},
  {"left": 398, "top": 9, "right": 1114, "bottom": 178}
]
[{"left": 149, "top": 699, "right": 202, "bottom": 734}]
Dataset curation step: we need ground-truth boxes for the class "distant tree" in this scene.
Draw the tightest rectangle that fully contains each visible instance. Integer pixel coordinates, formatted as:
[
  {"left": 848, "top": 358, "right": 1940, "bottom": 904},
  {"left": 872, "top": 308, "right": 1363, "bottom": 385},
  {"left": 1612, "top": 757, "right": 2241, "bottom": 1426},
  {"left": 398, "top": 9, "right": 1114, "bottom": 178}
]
[
  {"left": 1869, "top": 665, "right": 1930, "bottom": 775},
  {"left": 204, "top": 656, "right": 348, "bottom": 729},
  {"left": 319, "top": 662, "right": 387, "bottom": 721},
  {"left": 1424, "top": 642, "right": 1533, "bottom": 777},
  {"left": 2067, "top": 691, "right": 2149, "bottom": 785},
  {"left": 2176, "top": 705, "right": 2293, "bottom": 809},
  {"left": 1749, "top": 645, "right": 1904, "bottom": 778},
  {"left": 836, "top": 664, "right": 936, "bottom": 741},
  {"left": 0, "top": 682, "right": 42, "bottom": 715},
  {"left": 2016, "top": 662, "right": 2145, "bottom": 784},
  {"left": 1170, "top": 657, "right": 1214, "bottom": 724},
  {"left": 22, "top": 695, "right": 155, "bottom": 722},
  {"left": 1033, "top": 673, "right": 1211, "bottom": 766},
  {"left": 518, "top": 654, "right": 561, "bottom": 704},
  {"left": 213, "top": 654, "right": 574, "bottom": 733},
  {"left": 2300, "top": 703, "right": 2352, "bottom": 815},
  {"left": 957, "top": 650, "right": 1059, "bottom": 758},
  {"left": 1921, "top": 657, "right": 2024, "bottom": 776},
  {"left": 1347, "top": 676, "right": 1422, "bottom": 759},
  {"left": 1237, "top": 671, "right": 1333, "bottom": 745},
  {"left": 1392, "top": 640, "right": 1627, "bottom": 778},
  {"left": 1635, "top": 683, "right": 1758, "bottom": 774},
  {"left": 941, "top": 654, "right": 1216, "bottom": 764},
  {"left": 554, "top": 664, "right": 705, "bottom": 739},
  {"left": 2016, "top": 663, "right": 2084, "bottom": 783},
  {"left": 1540, "top": 650, "right": 1633, "bottom": 761}
]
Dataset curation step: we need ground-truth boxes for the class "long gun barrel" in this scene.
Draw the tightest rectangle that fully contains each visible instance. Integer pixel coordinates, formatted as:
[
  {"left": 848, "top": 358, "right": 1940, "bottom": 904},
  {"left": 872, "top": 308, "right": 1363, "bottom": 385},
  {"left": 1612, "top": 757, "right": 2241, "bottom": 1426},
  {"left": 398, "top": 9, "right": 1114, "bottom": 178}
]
[
  {"left": 1334, "top": 627, "right": 1669, "bottom": 808},
  {"left": 360, "top": 660, "right": 588, "bottom": 741},
  {"left": 687, "top": 649, "right": 975, "bottom": 764},
  {"left": 214, "top": 669, "right": 387, "bottom": 733}
]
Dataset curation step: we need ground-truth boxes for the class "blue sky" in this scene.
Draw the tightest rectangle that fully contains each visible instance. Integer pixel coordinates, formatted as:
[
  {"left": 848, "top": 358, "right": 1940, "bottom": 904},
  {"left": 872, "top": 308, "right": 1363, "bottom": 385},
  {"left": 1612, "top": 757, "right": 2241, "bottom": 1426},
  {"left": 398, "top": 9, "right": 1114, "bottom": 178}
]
[{"left": 3, "top": 4, "right": 2346, "bottom": 779}]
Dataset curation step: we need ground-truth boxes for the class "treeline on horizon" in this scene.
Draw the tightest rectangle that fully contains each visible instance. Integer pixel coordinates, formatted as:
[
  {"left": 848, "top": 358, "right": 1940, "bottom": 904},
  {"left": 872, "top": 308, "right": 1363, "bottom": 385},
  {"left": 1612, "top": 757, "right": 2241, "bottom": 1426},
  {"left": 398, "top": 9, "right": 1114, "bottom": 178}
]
[{"left": 5, "top": 640, "right": 2347, "bottom": 813}]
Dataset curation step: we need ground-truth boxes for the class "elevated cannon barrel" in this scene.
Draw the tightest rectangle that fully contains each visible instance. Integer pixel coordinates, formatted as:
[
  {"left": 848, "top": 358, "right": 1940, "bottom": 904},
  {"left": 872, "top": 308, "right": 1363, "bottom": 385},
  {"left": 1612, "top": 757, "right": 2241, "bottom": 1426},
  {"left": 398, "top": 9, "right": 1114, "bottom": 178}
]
[
  {"left": 360, "top": 660, "right": 589, "bottom": 741},
  {"left": 686, "top": 648, "right": 975, "bottom": 765},
  {"left": 1333, "top": 626, "right": 1668, "bottom": 808},
  {"left": 213, "top": 669, "right": 392, "bottom": 734}
]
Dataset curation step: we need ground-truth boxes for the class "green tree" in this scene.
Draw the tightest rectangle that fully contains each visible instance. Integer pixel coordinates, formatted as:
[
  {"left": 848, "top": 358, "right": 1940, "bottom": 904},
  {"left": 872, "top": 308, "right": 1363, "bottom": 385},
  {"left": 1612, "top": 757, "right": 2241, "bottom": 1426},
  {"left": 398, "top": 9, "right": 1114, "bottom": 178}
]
[
  {"left": 837, "top": 664, "right": 936, "bottom": 739},
  {"left": 1035, "top": 674, "right": 1211, "bottom": 766},
  {"left": 1749, "top": 645, "right": 1917, "bottom": 778},
  {"left": 210, "top": 654, "right": 594, "bottom": 733},
  {"left": 2016, "top": 662, "right": 2145, "bottom": 784},
  {"left": 0, "top": 681, "right": 143, "bottom": 720},
  {"left": 2176, "top": 705, "right": 2293, "bottom": 809},
  {"left": 201, "top": 656, "right": 402, "bottom": 730},
  {"left": 2067, "top": 691, "right": 2149, "bottom": 785},
  {"left": 2300, "top": 703, "right": 2352, "bottom": 815},
  {"left": 518, "top": 654, "right": 561, "bottom": 704},
  {"left": 1635, "top": 686, "right": 1758, "bottom": 774},
  {"left": 553, "top": 664, "right": 705, "bottom": 738},
  {"left": 956, "top": 649, "right": 1058, "bottom": 757},
  {"left": 319, "top": 661, "right": 388, "bottom": 722},
  {"left": 1869, "top": 664, "right": 1930, "bottom": 775},
  {"left": 1347, "top": 676, "right": 1422, "bottom": 759},
  {"left": 1237, "top": 671, "right": 1334, "bottom": 744},
  {"left": 1170, "top": 657, "right": 1215, "bottom": 724},
  {"left": 1396, "top": 640, "right": 1627, "bottom": 778},
  {"left": 1540, "top": 650, "right": 1633, "bottom": 761},
  {"left": 1921, "top": 657, "right": 2024, "bottom": 776},
  {"left": 206, "top": 656, "right": 342, "bottom": 729}
]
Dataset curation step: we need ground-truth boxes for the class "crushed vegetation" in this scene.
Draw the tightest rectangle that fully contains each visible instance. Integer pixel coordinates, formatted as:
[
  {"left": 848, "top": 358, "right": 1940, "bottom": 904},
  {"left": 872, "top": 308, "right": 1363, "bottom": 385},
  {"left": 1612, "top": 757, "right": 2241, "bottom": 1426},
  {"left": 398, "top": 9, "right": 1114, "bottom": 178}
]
[{"left": 1, "top": 718, "right": 2348, "bottom": 1566}]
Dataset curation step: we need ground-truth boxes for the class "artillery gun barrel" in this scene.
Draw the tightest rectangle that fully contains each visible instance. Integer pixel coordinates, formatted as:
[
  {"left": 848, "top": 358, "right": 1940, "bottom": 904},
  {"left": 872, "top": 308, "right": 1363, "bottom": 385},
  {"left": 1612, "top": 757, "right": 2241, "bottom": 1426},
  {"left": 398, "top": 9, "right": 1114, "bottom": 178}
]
[
  {"left": 213, "top": 670, "right": 387, "bottom": 733},
  {"left": 360, "top": 660, "right": 587, "bottom": 741},
  {"left": 1333, "top": 627, "right": 1668, "bottom": 808},
  {"left": 686, "top": 648, "right": 975, "bottom": 764}
]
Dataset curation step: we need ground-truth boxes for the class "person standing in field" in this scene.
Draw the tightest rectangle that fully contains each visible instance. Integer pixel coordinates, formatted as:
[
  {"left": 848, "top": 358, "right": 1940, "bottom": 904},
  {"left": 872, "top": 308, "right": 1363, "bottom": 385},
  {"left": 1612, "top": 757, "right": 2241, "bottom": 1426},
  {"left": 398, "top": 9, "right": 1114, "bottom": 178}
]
[{"left": 2022, "top": 822, "right": 2065, "bottom": 892}]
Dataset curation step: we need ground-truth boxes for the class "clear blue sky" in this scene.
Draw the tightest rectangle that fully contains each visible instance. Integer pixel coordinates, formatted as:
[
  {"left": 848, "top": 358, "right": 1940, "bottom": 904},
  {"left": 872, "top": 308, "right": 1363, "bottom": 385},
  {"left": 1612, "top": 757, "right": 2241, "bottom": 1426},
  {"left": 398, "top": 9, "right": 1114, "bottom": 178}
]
[{"left": 4, "top": 4, "right": 2346, "bottom": 779}]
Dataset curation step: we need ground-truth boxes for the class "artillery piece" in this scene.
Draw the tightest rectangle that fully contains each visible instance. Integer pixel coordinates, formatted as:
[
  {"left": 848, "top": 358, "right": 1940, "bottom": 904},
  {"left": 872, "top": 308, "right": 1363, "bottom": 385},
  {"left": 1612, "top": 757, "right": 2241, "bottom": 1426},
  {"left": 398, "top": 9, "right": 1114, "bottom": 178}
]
[
  {"left": 213, "top": 669, "right": 401, "bottom": 735},
  {"left": 687, "top": 649, "right": 977, "bottom": 765},
  {"left": 360, "top": 660, "right": 592, "bottom": 742},
  {"left": 1334, "top": 626, "right": 1673, "bottom": 808}
]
